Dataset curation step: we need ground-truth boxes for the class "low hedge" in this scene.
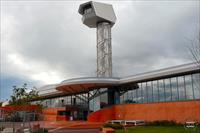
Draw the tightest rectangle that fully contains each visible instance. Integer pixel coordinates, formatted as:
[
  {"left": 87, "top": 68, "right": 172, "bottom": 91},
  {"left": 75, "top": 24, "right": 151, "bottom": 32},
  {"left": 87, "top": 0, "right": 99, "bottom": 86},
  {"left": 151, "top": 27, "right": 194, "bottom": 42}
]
[
  {"left": 0, "top": 127, "right": 5, "bottom": 131},
  {"left": 103, "top": 123, "right": 124, "bottom": 129},
  {"left": 33, "top": 128, "right": 48, "bottom": 133},
  {"left": 146, "top": 120, "right": 182, "bottom": 126}
]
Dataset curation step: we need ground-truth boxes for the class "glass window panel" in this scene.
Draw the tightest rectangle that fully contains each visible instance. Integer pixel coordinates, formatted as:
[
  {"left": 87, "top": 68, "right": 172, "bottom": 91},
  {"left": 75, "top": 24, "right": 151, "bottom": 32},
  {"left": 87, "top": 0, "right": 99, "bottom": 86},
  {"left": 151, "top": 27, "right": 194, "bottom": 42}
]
[
  {"left": 142, "top": 82, "right": 147, "bottom": 103},
  {"left": 71, "top": 96, "right": 73, "bottom": 105},
  {"left": 171, "top": 77, "right": 179, "bottom": 101},
  {"left": 56, "top": 98, "right": 60, "bottom": 107},
  {"left": 153, "top": 80, "right": 159, "bottom": 102},
  {"left": 79, "top": 95, "right": 83, "bottom": 105},
  {"left": 132, "top": 89, "right": 137, "bottom": 103},
  {"left": 131, "top": 90, "right": 134, "bottom": 102},
  {"left": 126, "top": 90, "right": 133, "bottom": 103},
  {"left": 130, "top": 90, "right": 134, "bottom": 101},
  {"left": 81, "top": 95, "right": 84, "bottom": 105},
  {"left": 68, "top": 96, "right": 71, "bottom": 105},
  {"left": 66, "top": 96, "right": 69, "bottom": 105},
  {"left": 120, "top": 93, "right": 124, "bottom": 104},
  {"left": 85, "top": 8, "right": 92, "bottom": 14},
  {"left": 165, "top": 78, "right": 171, "bottom": 101},
  {"left": 53, "top": 98, "right": 56, "bottom": 107},
  {"left": 67, "top": 96, "right": 70, "bottom": 104},
  {"left": 42, "top": 100, "right": 45, "bottom": 107},
  {"left": 159, "top": 80, "right": 165, "bottom": 102},
  {"left": 72, "top": 95, "right": 76, "bottom": 105},
  {"left": 77, "top": 95, "right": 81, "bottom": 105},
  {"left": 124, "top": 92, "right": 128, "bottom": 103},
  {"left": 89, "top": 99, "right": 95, "bottom": 111},
  {"left": 93, "top": 96, "right": 100, "bottom": 111},
  {"left": 100, "top": 93, "right": 108, "bottom": 107},
  {"left": 120, "top": 90, "right": 128, "bottom": 104},
  {"left": 137, "top": 83, "right": 143, "bottom": 103},
  {"left": 46, "top": 99, "right": 51, "bottom": 107},
  {"left": 127, "top": 90, "right": 131, "bottom": 100},
  {"left": 193, "top": 73, "right": 200, "bottom": 99},
  {"left": 136, "top": 87, "right": 139, "bottom": 103},
  {"left": 147, "top": 81, "right": 153, "bottom": 103},
  {"left": 178, "top": 76, "right": 186, "bottom": 100},
  {"left": 44, "top": 100, "right": 48, "bottom": 107},
  {"left": 83, "top": 94, "right": 86, "bottom": 104},
  {"left": 67, "top": 96, "right": 69, "bottom": 105},
  {"left": 185, "top": 75, "right": 194, "bottom": 100},
  {"left": 64, "top": 97, "right": 67, "bottom": 105},
  {"left": 77, "top": 96, "right": 80, "bottom": 105}
]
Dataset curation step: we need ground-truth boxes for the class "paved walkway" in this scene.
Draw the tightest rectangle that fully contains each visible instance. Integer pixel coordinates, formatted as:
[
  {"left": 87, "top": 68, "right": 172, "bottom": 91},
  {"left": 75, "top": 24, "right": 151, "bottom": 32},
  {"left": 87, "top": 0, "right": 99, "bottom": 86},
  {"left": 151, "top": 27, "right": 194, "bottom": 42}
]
[
  {"left": 49, "top": 128, "right": 101, "bottom": 133},
  {"left": 43, "top": 121, "right": 103, "bottom": 129},
  {"left": 1, "top": 128, "right": 13, "bottom": 133},
  {"left": 1, "top": 121, "right": 103, "bottom": 133}
]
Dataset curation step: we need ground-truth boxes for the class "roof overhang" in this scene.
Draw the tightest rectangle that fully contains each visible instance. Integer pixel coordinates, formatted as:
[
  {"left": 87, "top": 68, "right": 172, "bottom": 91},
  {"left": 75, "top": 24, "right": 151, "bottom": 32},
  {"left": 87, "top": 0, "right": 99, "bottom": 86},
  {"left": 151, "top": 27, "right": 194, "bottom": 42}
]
[
  {"left": 56, "top": 77, "right": 120, "bottom": 95},
  {"left": 36, "top": 62, "right": 199, "bottom": 100},
  {"left": 121, "top": 62, "right": 200, "bottom": 84}
]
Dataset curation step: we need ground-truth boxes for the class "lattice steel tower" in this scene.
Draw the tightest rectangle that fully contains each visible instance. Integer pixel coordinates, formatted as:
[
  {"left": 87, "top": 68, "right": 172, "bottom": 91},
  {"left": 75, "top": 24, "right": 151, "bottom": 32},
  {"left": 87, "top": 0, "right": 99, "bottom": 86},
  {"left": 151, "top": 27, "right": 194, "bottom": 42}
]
[{"left": 78, "top": 1, "right": 116, "bottom": 77}]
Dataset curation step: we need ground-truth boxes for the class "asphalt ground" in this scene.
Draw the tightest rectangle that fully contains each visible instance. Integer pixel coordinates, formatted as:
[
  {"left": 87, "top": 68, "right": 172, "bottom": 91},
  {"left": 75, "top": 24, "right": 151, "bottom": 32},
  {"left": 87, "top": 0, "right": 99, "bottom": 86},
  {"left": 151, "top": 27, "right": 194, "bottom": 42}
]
[
  {"left": 49, "top": 128, "right": 101, "bottom": 133},
  {"left": 0, "top": 122, "right": 102, "bottom": 133}
]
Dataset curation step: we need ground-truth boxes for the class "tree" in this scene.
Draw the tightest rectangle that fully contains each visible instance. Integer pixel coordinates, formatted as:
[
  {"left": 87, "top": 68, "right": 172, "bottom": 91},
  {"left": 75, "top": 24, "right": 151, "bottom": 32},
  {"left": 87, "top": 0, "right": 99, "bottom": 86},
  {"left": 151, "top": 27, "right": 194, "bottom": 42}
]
[
  {"left": 9, "top": 83, "right": 39, "bottom": 105},
  {"left": 188, "top": 30, "right": 200, "bottom": 69}
]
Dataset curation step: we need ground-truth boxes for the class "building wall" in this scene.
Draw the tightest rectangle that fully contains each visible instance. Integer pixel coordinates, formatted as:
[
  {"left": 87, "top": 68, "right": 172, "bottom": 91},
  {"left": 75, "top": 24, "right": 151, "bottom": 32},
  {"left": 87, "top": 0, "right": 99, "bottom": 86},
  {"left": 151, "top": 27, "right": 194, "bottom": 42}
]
[
  {"left": 43, "top": 107, "right": 68, "bottom": 121},
  {"left": 88, "top": 73, "right": 200, "bottom": 112},
  {"left": 88, "top": 100, "right": 200, "bottom": 123},
  {"left": 88, "top": 107, "right": 115, "bottom": 122}
]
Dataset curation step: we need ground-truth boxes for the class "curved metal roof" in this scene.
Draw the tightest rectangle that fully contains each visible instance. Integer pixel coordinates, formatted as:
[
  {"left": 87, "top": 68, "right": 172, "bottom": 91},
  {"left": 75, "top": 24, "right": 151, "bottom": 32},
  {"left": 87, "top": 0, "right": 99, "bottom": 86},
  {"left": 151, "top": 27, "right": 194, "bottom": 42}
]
[
  {"left": 120, "top": 62, "right": 199, "bottom": 84},
  {"left": 37, "top": 62, "right": 199, "bottom": 99},
  {"left": 37, "top": 84, "right": 59, "bottom": 96},
  {"left": 56, "top": 77, "right": 120, "bottom": 94}
]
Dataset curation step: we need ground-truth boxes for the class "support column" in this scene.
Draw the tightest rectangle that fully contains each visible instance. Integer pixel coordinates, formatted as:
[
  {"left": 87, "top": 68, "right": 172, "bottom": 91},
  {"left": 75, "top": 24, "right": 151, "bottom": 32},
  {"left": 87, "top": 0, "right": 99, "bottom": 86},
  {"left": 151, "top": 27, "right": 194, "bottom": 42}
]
[
  {"left": 97, "top": 22, "right": 112, "bottom": 77},
  {"left": 87, "top": 92, "right": 90, "bottom": 116}
]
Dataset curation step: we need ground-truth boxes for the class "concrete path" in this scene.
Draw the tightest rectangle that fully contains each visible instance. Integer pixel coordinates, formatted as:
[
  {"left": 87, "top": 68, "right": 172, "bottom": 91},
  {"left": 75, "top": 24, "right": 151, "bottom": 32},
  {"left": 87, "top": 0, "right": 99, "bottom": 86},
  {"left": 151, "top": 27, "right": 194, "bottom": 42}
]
[
  {"left": 49, "top": 128, "right": 101, "bottom": 133},
  {"left": 2, "top": 128, "right": 13, "bottom": 133}
]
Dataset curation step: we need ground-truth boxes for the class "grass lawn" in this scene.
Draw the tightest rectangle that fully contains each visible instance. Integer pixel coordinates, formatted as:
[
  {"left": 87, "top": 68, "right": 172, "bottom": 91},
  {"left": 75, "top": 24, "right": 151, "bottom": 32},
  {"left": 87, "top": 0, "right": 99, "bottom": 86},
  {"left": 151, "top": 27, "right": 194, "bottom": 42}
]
[{"left": 116, "top": 126, "right": 200, "bottom": 133}]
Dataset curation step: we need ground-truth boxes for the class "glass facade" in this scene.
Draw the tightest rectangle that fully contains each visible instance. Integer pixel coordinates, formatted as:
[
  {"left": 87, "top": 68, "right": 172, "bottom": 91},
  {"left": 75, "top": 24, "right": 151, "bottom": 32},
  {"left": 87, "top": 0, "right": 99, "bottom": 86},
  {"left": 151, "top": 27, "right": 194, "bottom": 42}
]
[
  {"left": 37, "top": 94, "right": 88, "bottom": 108},
  {"left": 119, "top": 73, "right": 200, "bottom": 104},
  {"left": 153, "top": 81, "right": 159, "bottom": 102},
  {"left": 171, "top": 77, "right": 178, "bottom": 101},
  {"left": 193, "top": 73, "right": 200, "bottom": 99},
  {"left": 34, "top": 72, "right": 200, "bottom": 111}
]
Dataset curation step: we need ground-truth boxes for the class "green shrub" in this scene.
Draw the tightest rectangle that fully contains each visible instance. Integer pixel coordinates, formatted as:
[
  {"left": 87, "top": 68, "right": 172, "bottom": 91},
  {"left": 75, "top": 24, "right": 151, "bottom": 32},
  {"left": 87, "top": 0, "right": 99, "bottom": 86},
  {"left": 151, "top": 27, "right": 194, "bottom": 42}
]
[
  {"left": 33, "top": 128, "right": 48, "bottom": 133},
  {"left": 103, "top": 123, "right": 124, "bottom": 129},
  {"left": 0, "top": 126, "right": 5, "bottom": 131},
  {"left": 146, "top": 120, "right": 182, "bottom": 126}
]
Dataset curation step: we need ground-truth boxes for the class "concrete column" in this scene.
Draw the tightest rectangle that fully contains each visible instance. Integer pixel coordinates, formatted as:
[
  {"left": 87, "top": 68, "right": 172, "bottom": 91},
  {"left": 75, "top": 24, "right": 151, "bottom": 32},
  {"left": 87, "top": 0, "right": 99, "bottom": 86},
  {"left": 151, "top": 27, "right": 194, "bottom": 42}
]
[{"left": 97, "top": 22, "right": 112, "bottom": 77}]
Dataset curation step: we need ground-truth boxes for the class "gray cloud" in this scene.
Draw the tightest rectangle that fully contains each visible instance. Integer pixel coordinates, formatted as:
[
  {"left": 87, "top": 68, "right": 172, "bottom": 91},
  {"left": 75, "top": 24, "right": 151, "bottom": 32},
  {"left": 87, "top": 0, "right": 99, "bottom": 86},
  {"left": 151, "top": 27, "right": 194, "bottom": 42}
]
[
  {"left": 112, "top": 1, "right": 199, "bottom": 76},
  {"left": 1, "top": 0, "right": 199, "bottom": 88}
]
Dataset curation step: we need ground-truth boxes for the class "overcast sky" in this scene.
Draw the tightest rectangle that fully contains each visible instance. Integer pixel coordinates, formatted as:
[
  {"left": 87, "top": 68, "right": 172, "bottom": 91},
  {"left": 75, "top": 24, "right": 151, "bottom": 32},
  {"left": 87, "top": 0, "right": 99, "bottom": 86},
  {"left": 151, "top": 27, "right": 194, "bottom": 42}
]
[{"left": 0, "top": 0, "right": 199, "bottom": 101}]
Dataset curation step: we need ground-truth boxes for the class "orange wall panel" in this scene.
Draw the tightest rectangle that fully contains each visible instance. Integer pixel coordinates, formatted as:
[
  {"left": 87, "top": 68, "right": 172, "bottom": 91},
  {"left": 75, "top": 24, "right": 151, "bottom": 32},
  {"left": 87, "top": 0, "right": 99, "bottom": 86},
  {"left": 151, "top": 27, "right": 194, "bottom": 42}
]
[
  {"left": 43, "top": 107, "right": 66, "bottom": 121},
  {"left": 88, "top": 107, "right": 115, "bottom": 122},
  {"left": 57, "top": 115, "right": 69, "bottom": 121},
  {"left": 88, "top": 100, "right": 200, "bottom": 123},
  {"left": 0, "top": 105, "right": 41, "bottom": 112},
  {"left": 43, "top": 115, "right": 57, "bottom": 121},
  {"left": 43, "top": 107, "right": 65, "bottom": 115}
]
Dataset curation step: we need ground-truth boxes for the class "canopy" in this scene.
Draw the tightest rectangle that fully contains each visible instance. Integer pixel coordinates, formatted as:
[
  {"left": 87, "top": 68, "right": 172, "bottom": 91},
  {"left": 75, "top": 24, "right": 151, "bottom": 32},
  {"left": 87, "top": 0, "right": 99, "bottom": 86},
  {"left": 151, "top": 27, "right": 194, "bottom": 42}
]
[{"left": 56, "top": 77, "right": 120, "bottom": 94}]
